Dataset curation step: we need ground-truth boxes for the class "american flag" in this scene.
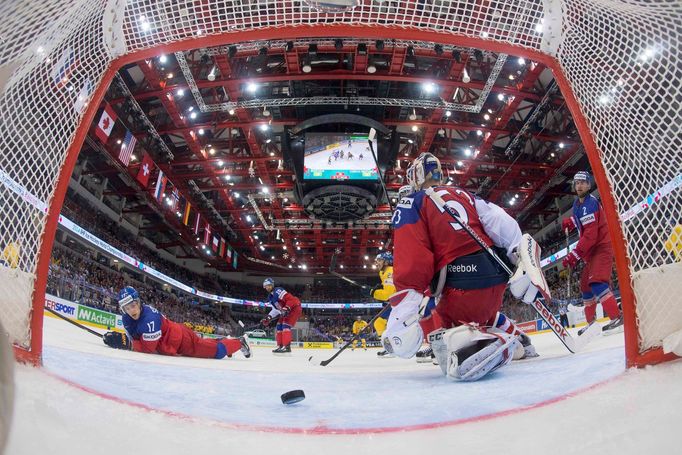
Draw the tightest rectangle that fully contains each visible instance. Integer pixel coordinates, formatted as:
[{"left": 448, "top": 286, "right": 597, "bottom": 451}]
[{"left": 118, "top": 129, "right": 137, "bottom": 166}]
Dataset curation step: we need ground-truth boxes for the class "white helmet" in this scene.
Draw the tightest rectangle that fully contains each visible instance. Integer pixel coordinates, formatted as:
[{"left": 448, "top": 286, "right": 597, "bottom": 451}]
[
  {"left": 263, "top": 278, "right": 275, "bottom": 288},
  {"left": 406, "top": 152, "right": 443, "bottom": 191}
]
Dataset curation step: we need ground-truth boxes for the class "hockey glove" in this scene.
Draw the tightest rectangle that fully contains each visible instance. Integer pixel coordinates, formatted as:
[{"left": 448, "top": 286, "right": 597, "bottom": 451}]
[
  {"left": 561, "top": 217, "right": 575, "bottom": 233},
  {"left": 260, "top": 316, "right": 273, "bottom": 327},
  {"left": 280, "top": 306, "right": 291, "bottom": 317},
  {"left": 380, "top": 289, "right": 425, "bottom": 359},
  {"left": 368, "top": 284, "right": 380, "bottom": 298},
  {"left": 562, "top": 250, "right": 580, "bottom": 269},
  {"left": 103, "top": 331, "right": 132, "bottom": 350}
]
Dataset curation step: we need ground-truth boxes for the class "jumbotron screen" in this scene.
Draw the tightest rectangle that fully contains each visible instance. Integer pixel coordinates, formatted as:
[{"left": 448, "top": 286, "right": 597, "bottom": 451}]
[{"left": 303, "top": 133, "right": 379, "bottom": 181}]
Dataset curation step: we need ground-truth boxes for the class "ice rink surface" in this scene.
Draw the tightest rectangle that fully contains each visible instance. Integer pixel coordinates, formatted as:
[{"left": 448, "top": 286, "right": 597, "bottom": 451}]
[{"left": 6, "top": 316, "right": 681, "bottom": 454}]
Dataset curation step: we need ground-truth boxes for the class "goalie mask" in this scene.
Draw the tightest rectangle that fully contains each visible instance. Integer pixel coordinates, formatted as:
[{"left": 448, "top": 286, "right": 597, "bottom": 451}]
[{"left": 407, "top": 152, "right": 443, "bottom": 191}]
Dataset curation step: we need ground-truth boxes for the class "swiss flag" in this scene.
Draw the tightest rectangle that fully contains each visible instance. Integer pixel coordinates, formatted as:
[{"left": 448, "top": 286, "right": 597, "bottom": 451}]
[
  {"left": 95, "top": 103, "right": 117, "bottom": 143},
  {"left": 136, "top": 153, "right": 154, "bottom": 188}
]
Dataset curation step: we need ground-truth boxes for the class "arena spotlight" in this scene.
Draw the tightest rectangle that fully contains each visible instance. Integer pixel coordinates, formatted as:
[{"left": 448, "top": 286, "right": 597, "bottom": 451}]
[
  {"left": 452, "top": 50, "right": 461, "bottom": 63},
  {"left": 308, "top": 43, "right": 318, "bottom": 55},
  {"left": 434, "top": 44, "right": 443, "bottom": 56},
  {"left": 375, "top": 40, "right": 385, "bottom": 51},
  {"left": 406, "top": 45, "right": 414, "bottom": 57},
  {"left": 228, "top": 45, "right": 238, "bottom": 58},
  {"left": 357, "top": 43, "right": 368, "bottom": 55},
  {"left": 334, "top": 39, "right": 343, "bottom": 50}
]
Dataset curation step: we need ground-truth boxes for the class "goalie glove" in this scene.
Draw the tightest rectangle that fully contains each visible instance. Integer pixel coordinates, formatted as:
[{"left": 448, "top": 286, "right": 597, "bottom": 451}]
[
  {"left": 103, "top": 331, "right": 132, "bottom": 350},
  {"left": 380, "top": 289, "right": 426, "bottom": 359},
  {"left": 509, "top": 234, "right": 551, "bottom": 304}
]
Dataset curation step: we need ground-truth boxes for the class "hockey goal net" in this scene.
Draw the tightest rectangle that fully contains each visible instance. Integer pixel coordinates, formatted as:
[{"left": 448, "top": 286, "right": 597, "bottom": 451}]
[{"left": 0, "top": 0, "right": 680, "bottom": 367}]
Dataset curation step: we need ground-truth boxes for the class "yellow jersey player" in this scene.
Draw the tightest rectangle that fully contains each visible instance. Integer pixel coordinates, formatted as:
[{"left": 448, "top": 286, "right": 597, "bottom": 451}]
[
  {"left": 352, "top": 316, "right": 368, "bottom": 350},
  {"left": 371, "top": 252, "right": 395, "bottom": 357}
]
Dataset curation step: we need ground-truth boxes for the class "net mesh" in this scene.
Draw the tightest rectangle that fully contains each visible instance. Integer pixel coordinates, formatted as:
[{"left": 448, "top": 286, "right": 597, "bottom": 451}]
[{"left": 0, "top": 0, "right": 679, "bottom": 360}]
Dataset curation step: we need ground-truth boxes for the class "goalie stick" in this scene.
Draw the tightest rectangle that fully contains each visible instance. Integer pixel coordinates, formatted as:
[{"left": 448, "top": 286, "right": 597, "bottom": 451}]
[
  {"left": 424, "top": 187, "right": 600, "bottom": 353},
  {"left": 308, "top": 303, "right": 392, "bottom": 366},
  {"left": 45, "top": 307, "right": 103, "bottom": 338}
]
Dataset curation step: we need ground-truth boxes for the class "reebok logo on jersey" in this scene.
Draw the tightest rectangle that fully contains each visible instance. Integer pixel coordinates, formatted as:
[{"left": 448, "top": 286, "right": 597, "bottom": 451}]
[{"left": 447, "top": 264, "right": 478, "bottom": 273}]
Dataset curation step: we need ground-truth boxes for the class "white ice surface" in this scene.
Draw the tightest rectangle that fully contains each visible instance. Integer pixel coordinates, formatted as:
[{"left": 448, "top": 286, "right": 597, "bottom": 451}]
[
  {"left": 304, "top": 142, "right": 378, "bottom": 177},
  {"left": 6, "top": 316, "right": 681, "bottom": 454}
]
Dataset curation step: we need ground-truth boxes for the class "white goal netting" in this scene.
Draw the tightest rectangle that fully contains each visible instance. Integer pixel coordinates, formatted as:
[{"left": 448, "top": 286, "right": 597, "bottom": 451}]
[{"left": 0, "top": 0, "right": 680, "bottom": 364}]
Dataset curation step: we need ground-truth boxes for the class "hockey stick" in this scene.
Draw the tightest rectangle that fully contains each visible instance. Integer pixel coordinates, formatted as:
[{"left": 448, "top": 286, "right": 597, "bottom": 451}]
[
  {"left": 308, "top": 303, "right": 391, "bottom": 366},
  {"left": 368, "top": 128, "right": 394, "bottom": 212},
  {"left": 423, "top": 187, "right": 600, "bottom": 353},
  {"left": 565, "top": 228, "right": 572, "bottom": 298},
  {"left": 45, "top": 307, "right": 103, "bottom": 338},
  {"left": 329, "top": 252, "right": 368, "bottom": 289}
]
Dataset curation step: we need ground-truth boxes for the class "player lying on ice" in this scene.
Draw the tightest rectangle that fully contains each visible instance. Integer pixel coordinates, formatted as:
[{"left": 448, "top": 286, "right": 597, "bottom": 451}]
[
  {"left": 102, "top": 286, "right": 251, "bottom": 359},
  {"left": 382, "top": 152, "right": 545, "bottom": 381}
]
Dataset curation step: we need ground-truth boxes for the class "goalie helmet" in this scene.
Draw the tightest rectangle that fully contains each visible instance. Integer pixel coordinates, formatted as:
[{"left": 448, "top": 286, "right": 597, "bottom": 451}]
[
  {"left": 406, "top": 152, "right": 442, "bottom": 191},
  {"left": 263, "top": 278, "right": 275, "bottom": 288},
  {"left": 117, "top": 286, "right": 140, "bottom": 312},
  {"left": 572, "top": 171, "right": 593, "bottom": 188}
]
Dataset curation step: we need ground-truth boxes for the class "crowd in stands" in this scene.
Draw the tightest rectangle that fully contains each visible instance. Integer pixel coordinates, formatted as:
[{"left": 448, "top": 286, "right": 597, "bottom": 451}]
[{"left": 47, "top": 242, "right": 235, "bottom": 336}]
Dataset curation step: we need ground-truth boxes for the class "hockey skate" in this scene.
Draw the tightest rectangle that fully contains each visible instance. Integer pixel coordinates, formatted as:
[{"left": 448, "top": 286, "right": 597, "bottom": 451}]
[
  {"left": 602, "top": 316, "right": 624, "bottom": 336},
  {"left": 273, "top": 344, "right": 292, "bottom": 356},
  {"left": 377, "top": 349, "right": 394, "bottom": 358},
  {"left": 415, "top": 344, "right": 433, "bottom": 363},
  {"left": 578, "top": 320, "right": 598, "bottom": 336},
  {"left": 239, "top": 336, "right": 251, "bottom": 358}
]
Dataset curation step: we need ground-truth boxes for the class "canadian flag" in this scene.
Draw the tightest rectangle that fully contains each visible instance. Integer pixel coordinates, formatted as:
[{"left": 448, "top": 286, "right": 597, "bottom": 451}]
[
  {"left": 136, "top": 153, "right": 154, "bottom": 188},
  {"left": 95, "top": 103, "right": 117, "bottom": 143}
]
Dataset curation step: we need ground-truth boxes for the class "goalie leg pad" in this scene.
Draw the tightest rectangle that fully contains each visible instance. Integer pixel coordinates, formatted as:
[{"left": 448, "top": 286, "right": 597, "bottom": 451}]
[{"left": 430, "top": 326, "right": 518, "bottom": 381}]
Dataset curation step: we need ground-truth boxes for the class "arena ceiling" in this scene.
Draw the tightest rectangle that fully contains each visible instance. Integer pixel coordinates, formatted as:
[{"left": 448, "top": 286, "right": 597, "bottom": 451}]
[{"left": 77, "top": 38, "right": 589, "bottom": 275}]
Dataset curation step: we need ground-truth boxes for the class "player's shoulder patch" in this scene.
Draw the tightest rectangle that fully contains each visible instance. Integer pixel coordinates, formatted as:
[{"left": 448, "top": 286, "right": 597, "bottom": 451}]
[{"left": 392, "top": 191, "right": 424, "bottom": 228}]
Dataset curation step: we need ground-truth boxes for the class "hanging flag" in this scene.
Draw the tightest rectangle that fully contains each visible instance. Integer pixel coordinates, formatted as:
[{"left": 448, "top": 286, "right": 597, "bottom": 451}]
[
  {"left": 183, "top": 201, "right": 192, "bottom": 225},
  {"left": 136, "top": 153, "right": 154, "bottom": 188},
  {"left": 212, "top": 235, "right": 220, "bottom": 253},
  {"left": 194, "top": 212, "right": 201, "bottom": 235},
  {"left": 73, "top": 79, "right": 93, "bottom": 114},
  {"left": 232, "top": 252, "right": 238, "bottom": 269},
  {"left": 219, "top": 238, "right": 226, "bottom": 257},
  {"left": 95, "top": 102, "right": 117, "bottom": 143},
  {"left": 153, "top": 169, "right": 167, "bottom": 200},
  {"left": 203, "top": 223, "right": 212, "bottom": 245},
  {"left": 170, "top": 187, "right": 180, "bottom": 211},
  {"left": 226, "top": 246, "right": 232, "bottom": 260},
  {"left": 118, "top": 129, "right": 137, "bottom": 166},
  {"left": 51, "top": 48, "right": 78, "bottom": 88}
]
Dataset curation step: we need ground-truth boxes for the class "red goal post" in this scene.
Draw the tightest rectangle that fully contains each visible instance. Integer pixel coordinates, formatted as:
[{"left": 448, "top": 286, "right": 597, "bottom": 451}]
[{"left": 0, "top": 1, "right": 679, "bottom": 368}]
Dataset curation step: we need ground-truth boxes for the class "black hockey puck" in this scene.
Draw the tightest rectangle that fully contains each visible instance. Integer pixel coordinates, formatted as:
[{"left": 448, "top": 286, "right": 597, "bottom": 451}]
[{"left": 281, "top": 389, "right": 305, "bottom": 405}]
